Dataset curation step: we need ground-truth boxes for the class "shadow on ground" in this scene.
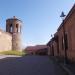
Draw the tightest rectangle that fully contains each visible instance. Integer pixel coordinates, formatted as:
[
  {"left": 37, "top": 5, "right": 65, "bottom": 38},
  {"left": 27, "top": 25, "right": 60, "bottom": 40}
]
[{"left": 0, "top": 55, "right": 68, "bottom": 75}]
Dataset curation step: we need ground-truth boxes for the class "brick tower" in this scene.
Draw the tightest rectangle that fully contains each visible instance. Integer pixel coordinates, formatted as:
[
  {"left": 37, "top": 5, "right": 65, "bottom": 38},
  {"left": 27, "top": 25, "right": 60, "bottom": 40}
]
[{"left": 6, "top": 16, "right": 22, "bottom": 51}]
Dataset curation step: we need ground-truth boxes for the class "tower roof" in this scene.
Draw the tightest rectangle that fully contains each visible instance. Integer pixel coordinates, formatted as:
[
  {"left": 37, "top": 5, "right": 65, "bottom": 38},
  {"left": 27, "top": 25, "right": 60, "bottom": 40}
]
[{"left": 6, "top": 16, "right": 22, "bottom": 23}]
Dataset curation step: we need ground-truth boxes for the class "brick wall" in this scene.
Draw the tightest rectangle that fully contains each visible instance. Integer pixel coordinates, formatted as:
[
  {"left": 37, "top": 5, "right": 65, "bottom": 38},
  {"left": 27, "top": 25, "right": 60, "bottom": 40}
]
[
  {"left": 47, "top": 4, "right": 75, "bottom": 62},
  {"left": 58, "top": 5, "right": 75, "bottom": 61}
]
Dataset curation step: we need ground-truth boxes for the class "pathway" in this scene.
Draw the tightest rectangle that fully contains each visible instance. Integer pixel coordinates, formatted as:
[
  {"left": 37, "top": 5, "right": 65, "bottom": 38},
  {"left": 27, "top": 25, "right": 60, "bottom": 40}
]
[{"left": 0, "top": 55, "right": 68, "bottom": 75}]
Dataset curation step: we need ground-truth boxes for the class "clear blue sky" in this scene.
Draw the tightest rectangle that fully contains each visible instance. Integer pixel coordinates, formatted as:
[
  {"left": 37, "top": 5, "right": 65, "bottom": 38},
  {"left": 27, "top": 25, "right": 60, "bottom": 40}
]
[{"left": 0, "top": 0, "right": 74, "bottom": 48}]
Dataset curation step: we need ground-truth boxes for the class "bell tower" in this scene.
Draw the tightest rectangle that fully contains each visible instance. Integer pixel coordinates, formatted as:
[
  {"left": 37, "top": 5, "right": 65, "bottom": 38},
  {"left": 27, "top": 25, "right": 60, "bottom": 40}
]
[{"left": 6, "top": 16, "right": 22, "bottom": 51}]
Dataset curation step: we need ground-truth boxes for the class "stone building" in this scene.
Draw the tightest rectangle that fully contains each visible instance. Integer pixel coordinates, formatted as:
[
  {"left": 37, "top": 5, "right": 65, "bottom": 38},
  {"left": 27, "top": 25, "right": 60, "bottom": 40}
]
[
  {"left": 47, "top": 32, "right": 59, "bottom": 57},
  {"left": 47, "top": 4, "right": 75, "bottom": 62},
  {"left": 0, "top": 16, "right": 22, "bottom": 51},
  {"left": 25, "top": 45, "right": 48, "bottom": 55}
]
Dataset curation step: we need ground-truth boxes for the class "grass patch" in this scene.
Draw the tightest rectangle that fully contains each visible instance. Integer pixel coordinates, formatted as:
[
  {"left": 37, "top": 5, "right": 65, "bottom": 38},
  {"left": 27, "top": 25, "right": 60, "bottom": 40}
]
[{"left": 0, "top": 50, "right": 26, "bottom": 56}]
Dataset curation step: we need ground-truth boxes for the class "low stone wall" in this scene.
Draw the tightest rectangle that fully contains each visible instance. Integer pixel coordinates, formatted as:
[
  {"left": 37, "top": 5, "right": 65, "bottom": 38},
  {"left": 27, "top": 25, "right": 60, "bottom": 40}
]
[{"left": 0, "top": 29, "right": 12, "bottom": 51}]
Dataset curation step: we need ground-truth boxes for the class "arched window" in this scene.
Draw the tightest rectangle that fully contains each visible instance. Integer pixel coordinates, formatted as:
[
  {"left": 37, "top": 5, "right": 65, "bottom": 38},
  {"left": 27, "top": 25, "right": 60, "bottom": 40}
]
[
  {"left": 10, "top": 24, "right": 12, "bottom": 32},
  {"left": 16, "top": 24, "right": 18, "bottom": 32}
]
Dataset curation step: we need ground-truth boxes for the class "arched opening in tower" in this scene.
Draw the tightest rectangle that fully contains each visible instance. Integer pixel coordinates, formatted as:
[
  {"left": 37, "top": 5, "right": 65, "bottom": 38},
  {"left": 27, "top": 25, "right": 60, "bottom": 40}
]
[
  {"left": 16, "top": 24, "right": 18, "bottom": 32},
  {"left": 10, "top": 24, "right": 12, "bottom": 33}
]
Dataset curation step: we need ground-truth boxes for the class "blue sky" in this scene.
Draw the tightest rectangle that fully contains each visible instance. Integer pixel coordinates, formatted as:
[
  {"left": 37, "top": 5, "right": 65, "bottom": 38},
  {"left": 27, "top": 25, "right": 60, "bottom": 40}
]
[{"left": 0, "top": 0, "right": 74, "bottom": 48}]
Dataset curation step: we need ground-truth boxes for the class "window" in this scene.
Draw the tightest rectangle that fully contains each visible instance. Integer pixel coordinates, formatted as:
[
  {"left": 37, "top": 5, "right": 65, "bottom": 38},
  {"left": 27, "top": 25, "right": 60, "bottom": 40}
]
[
  {"left": 10, "top": 24, "right": 12, "bottom": 32},
  {"left": 62, "top": 36, "right": 64, "bottom": 50},
  {"left": 65, "top": 33, "right": 68, "bottom": 50},
  {"left": 16, "top": 24, "right": 18, "bottom": 32},
  {"left": 62, "top": 33, "right": 68, "bottom": 50},
  {"left": 51, "top": 45, "right": 54, "bottom": 56}
]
